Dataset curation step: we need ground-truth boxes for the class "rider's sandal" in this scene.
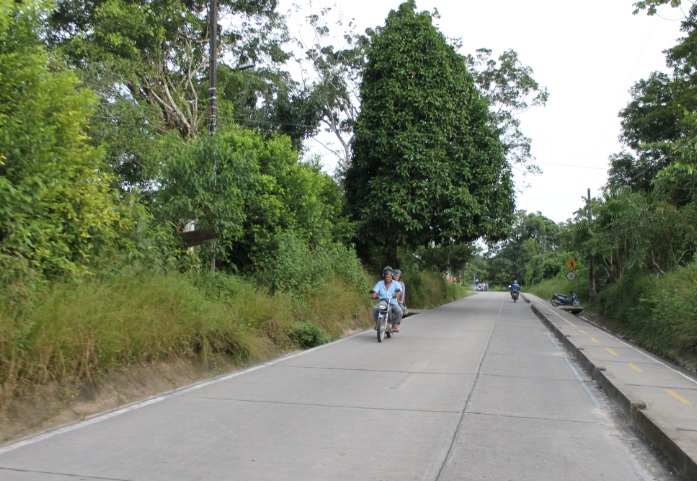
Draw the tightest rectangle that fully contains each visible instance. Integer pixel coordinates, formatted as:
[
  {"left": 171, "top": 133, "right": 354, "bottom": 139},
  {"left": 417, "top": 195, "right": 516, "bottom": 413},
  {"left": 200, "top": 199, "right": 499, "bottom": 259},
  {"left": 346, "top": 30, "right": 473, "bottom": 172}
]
[{"left": 393, "top": 324, "right": 400, "bottom": 332}]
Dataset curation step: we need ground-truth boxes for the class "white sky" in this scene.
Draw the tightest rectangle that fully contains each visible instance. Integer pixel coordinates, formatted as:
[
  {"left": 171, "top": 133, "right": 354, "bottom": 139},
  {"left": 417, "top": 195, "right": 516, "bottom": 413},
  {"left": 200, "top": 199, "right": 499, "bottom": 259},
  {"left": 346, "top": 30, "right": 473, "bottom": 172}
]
[{"left": 280, "top": 0, "right": 687, "bottom": 223}]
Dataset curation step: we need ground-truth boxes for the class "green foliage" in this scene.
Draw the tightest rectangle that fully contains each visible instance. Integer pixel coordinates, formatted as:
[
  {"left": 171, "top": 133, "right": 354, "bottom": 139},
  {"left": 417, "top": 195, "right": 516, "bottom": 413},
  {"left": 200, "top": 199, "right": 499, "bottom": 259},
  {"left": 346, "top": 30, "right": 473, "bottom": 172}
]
[
  {"left": 465, "top": 48, "right": 548, "bottom": 175},
  {"left": 403, "top": 270, "right": 467, "bottom": 309},
  {"left": 290, "top": 321, "right": 330, "bottom": 349},
  {"left": 216, "top": 129, "right": 353, "bottom": 273},
  {"left": 644, "top": 261, "right": 697, "bottom": 358},
  {"left": 567, "top": 189, "right": 697, "bottom": 284},
  {"left": 0, "top": 0, "right": 132, "bottom": 278},
  {"left": 155, "top": 128, "right": 257, "bottom": 256},
  {"left": 49, "top": 0, "right": 290, "bottom": 139},
  {"left": 345, "top": 1, "right": 514, "bottom": 266},
  {"left": 633, "top": 0, "right": 683, "bottom": 16},
  {"left": 608, "top": 72, "right": 680, "bottom": 193},
  {"left": 258, "top": 230, "right": 369, "bottom": 296},
  {"left": 483, "top": 211, "right": 563, "bottom": 287}
]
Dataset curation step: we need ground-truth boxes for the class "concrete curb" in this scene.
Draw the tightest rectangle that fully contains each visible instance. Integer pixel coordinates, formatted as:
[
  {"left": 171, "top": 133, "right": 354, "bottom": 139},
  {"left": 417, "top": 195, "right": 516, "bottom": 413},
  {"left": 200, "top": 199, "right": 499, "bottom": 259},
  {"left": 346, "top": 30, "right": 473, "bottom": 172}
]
[{"left": 529, "top": 301, "right": 697, "bottom": 481}]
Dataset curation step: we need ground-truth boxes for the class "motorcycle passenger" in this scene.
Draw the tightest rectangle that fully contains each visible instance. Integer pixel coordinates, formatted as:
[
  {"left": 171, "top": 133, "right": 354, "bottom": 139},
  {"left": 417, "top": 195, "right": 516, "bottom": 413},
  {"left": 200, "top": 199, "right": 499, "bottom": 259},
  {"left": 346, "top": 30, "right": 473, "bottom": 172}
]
[
  {"left": 509, "top": 280, "right": 520, "bottom": 300},
  {"left": 393, "top": 268, "right": 407, "bottom": 315},
  {"left": 371, "top": 266, "right": 403, "bottom": 332}
]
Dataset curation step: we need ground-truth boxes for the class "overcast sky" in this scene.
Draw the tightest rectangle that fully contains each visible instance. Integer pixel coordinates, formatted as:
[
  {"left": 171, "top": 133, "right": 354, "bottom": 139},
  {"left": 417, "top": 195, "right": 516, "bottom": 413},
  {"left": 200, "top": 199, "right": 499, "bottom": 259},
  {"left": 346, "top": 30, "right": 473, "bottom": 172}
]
[{"left": 280, "top": 0, "right": 686, "bottom": 223}]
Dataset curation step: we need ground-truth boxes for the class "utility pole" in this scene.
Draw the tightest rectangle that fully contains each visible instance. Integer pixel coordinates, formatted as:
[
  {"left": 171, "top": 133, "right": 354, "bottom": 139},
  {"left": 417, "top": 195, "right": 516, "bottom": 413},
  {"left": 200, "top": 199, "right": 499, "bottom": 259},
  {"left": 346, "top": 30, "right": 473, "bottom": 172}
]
[
  {"left": 207, "top": 0, "right": 253, "bottom": 272},
  {"left": 587, "top": 188, "right": 596, "bottom": 300},
  {"left": 208, "top": 0, "right": 218, "bottom": 137},
  {"left": 208, "top": 0, "right": 218, "bottom": 272}
]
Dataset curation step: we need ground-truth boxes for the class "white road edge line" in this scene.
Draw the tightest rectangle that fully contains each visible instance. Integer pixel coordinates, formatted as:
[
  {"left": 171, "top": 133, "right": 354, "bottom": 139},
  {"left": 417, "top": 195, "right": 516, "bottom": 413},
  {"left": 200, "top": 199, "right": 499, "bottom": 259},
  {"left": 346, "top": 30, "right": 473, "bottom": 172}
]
[{"left": 0, "top": 332, "right": 362, "bottom": 455}]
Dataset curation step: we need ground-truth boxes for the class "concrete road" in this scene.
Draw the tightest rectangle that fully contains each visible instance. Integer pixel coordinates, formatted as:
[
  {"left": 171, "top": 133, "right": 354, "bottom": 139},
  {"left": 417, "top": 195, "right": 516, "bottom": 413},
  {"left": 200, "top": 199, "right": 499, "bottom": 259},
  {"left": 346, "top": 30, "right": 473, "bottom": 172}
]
[{"left": 0, "top": 292, "right": 680, "bottom": 480}]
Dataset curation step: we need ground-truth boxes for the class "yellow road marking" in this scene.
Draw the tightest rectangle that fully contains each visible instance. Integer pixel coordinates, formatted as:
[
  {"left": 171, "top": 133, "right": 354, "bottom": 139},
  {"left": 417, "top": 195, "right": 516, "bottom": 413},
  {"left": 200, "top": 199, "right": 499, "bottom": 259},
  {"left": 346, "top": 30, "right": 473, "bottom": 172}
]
[
  {"left": 543, "top": 302, "right": 578, "bottom": 327},
  {"left": 605, "top": 348, "right": 619, "bottom": 356},
  {"left": 590, "top": 337, "right": 600, "bottom": 343},
  {"left": 666, "top": 390, "right": 693, "bottom": 405},
  {"left": 628, "top": 363, "right": 642, "bottom": 373},
  {"left": 579, "top": 330, "right": 587, "bottom": 335}
]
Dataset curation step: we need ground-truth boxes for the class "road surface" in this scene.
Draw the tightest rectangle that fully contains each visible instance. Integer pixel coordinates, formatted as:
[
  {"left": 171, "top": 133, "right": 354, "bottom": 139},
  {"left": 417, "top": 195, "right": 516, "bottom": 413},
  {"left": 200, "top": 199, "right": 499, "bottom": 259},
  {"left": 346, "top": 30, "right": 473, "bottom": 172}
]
[{"left": 0, "top": 292, "right": 679, "bottom": 480}]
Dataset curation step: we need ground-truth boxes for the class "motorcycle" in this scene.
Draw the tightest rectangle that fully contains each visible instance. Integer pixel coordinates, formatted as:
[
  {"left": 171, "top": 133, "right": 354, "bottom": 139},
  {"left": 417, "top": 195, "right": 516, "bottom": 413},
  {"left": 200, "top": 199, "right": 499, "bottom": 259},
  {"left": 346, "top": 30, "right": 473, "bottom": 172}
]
[
  {"left": 375, "top": 297, "right": 398, "bottom": 343},
  {"left": 510, "top": 290, "right": 520, "bottom": 302},
  {"left": 550, "top": 291, "right": 580, "bottom": 307}
]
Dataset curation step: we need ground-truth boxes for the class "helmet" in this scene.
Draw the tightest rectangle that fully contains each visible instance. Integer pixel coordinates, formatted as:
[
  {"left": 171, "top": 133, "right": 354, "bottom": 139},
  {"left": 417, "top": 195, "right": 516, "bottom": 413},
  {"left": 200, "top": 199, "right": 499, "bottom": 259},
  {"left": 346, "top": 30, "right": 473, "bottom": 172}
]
[
  {"left": 393, "top": 269, "right": 402, "bottom": 276},
  {"left": 382, "top": 266, "right": 394, "bottom": 276}
]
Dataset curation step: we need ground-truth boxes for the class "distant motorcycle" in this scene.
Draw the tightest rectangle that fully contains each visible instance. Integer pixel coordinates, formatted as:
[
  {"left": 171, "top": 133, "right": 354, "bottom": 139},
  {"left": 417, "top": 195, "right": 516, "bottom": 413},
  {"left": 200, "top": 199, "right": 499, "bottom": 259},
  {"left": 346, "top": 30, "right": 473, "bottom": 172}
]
[
  {"left": 510, "top": 290, "right": 520, "bottom": 302},
  {"left": 550, "top": 291, "right": 580, "bottom": 307}
]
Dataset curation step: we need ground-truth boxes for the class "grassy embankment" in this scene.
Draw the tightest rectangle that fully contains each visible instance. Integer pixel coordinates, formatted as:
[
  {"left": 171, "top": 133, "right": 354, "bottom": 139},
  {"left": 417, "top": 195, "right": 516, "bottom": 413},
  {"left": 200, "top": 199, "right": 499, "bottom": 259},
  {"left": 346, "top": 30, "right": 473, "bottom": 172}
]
[
  {"left": 0, "top": 268, "right": 467, "bottom": 440},
  {"left": 528, "top": 260, "right": 697, "bottom": 367}
]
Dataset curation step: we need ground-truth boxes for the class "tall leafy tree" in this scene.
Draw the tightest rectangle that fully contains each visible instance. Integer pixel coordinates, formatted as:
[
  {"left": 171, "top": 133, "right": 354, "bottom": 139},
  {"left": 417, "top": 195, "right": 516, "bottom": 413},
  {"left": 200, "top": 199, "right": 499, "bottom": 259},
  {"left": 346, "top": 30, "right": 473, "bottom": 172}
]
[
  {"left": 344, "top": 1, "right": 514, "bottom": 267},
  {"left": 289, "top": 6, "right": 546, "bottom": 179},
  {"left": 607, "top": 72, "right": 681, "bottom": 192}
]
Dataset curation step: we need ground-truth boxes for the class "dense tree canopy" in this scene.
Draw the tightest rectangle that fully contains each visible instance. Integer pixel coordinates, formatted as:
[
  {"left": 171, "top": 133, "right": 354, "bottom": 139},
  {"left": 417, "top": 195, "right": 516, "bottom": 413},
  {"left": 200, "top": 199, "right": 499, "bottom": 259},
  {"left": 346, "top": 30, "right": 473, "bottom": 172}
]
[
  {"left": 48, "top": 0, "right": 289, "bottom": 139},
  {"left": 344, "top": 1, "right": 515, "bottom": 267}
]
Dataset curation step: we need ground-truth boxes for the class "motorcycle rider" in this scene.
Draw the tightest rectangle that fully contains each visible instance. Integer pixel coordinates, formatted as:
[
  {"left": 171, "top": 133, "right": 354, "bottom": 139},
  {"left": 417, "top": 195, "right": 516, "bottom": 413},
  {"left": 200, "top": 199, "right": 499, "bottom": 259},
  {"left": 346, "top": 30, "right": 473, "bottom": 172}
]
[
  {"left": 371, "top": 266, "right": 403, "bottom": 332},
  {"left": 509, "top": 280, "right": 521, "bottom": 300},
  {"left": 393, "top": 268, "right": 407, "bottom": 315}
]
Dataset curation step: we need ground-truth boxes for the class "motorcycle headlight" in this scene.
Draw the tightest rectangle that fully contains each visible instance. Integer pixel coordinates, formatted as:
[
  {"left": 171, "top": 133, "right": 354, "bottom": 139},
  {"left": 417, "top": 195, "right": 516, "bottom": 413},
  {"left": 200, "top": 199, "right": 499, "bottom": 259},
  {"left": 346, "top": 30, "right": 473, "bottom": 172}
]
[{"left": 378, "top": 300, "right": 389, "bottom": 310}]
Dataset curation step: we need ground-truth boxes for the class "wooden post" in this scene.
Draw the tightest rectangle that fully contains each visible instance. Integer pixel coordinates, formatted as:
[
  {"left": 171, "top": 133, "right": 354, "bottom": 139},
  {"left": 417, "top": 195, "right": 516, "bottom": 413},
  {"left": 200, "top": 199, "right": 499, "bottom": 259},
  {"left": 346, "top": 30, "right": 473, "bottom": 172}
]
[{"left": 588, "top": 188, "right": 596, "bottom": 300}]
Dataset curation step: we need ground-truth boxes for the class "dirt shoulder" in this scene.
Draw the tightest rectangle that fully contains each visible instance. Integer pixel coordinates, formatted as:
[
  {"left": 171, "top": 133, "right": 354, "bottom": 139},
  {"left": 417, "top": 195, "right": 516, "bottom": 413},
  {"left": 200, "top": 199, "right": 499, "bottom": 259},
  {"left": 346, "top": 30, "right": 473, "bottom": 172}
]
[{"left": 0, "top": 357, "right": 237, "bottom": 444}]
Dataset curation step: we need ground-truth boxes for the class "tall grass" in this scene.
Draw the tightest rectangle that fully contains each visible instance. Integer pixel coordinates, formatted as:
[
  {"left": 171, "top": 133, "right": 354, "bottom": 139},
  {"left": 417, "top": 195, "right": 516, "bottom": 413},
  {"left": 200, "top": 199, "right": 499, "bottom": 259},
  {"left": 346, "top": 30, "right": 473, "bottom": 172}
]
[
  {"left": 0, "top": 264, "right": 465, "bottom": 405},
  {"left": 529, "top": 262, "right": 697, "bottom": 363},
  {"left": 406, "top": 271, "right": 468, "bottom": 308}
]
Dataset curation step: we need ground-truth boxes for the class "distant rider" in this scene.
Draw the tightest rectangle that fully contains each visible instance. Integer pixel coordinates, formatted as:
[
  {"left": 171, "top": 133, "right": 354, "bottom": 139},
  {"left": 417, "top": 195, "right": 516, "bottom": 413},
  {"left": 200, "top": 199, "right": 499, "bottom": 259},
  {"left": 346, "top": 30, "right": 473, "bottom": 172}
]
[
  {"left": 509, "top": 280, "right": 520, "bottom": 300},
  {"left": 371, "top": 266, "right": 403, "bottom": 332},
  {"left": 393, "top": 268, "right": 407, "bottom": 315}
]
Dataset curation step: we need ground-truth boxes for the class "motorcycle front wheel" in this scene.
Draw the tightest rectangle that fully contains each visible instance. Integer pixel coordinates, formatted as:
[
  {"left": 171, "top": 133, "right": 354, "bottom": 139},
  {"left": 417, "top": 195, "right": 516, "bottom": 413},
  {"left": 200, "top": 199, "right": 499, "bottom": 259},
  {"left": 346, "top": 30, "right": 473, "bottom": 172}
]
[
  {"left": 551, "top": 299, "right": 560, "bottom": 307},
  {"left": 572, "top": 300, "right": 581, "bottom": 307},
  {"left": 377, "top": 316, "right": 386, "bottom": 343}
]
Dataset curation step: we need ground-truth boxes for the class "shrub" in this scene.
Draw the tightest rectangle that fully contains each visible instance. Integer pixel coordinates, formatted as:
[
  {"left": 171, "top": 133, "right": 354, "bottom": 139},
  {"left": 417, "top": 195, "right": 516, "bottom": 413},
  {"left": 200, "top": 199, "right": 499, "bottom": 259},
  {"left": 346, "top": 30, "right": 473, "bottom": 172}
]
[{"left": 290, "top": 321, "right": 330, "bottom": 349}]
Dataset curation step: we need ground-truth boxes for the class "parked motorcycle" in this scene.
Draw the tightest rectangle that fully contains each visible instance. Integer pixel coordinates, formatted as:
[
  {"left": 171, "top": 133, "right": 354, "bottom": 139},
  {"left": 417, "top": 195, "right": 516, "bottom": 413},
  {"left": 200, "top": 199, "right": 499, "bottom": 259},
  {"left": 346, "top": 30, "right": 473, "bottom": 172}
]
[
  {"left": 376, "top": 297, "right": 398, "bottom": 343},
  {"left": 550, "top": 291, "right": 580, "bottom": 307}
]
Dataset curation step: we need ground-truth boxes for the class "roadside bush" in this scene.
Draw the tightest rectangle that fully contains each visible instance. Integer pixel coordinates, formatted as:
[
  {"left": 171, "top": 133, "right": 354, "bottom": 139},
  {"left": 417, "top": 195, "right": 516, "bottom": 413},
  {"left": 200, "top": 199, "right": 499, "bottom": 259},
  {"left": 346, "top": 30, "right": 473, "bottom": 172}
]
[
  {"left": 407, "top": 271, "right": 467, "bottom": 309},
  {"left": 290, "top": 321, "right": 330, "bottom": 349},
  {"left": 259, "top": 231, "right": 369, "bottom": 296},
  {"left": 638, "top": 261, "right": 697, "bottom": 360}
]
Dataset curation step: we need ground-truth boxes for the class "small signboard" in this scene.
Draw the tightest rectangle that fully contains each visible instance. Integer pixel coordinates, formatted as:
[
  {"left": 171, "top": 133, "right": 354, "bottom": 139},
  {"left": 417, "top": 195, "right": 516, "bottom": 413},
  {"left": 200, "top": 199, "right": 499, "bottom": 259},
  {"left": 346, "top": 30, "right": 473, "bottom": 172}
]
[
  {"left": 565, "top": 258, "right": 578, "bottom": 271},
  {"left": 566, "top": 271, "right": 576, "bottom": 281}
]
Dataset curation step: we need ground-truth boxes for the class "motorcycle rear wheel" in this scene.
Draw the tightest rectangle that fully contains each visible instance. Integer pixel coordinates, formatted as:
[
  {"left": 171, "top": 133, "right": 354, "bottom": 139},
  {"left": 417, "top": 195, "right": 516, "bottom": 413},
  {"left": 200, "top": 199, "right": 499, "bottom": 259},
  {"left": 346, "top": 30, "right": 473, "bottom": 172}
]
[{"left": 551, "top": 299, "right": 560, "bottom": 307}]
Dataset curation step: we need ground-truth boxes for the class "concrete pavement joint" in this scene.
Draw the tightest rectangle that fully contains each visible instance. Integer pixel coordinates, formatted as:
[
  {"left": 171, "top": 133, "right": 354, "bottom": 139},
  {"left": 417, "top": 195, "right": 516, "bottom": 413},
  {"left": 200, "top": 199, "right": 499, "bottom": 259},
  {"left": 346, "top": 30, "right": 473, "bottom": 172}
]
[
  {"left": 186, "top": 395, "right": 463, "bottom": 414},
  {"left": 0, "top": 465, "right": 127, "bottom": 480}
]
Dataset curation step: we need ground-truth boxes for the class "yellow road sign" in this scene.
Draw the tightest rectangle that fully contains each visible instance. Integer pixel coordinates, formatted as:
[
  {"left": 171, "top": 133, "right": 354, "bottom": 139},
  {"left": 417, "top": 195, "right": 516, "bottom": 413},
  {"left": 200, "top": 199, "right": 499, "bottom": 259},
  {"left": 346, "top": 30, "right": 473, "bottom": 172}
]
[{"left": 566, "top": 258, "right": 578, "bottom": 271}]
